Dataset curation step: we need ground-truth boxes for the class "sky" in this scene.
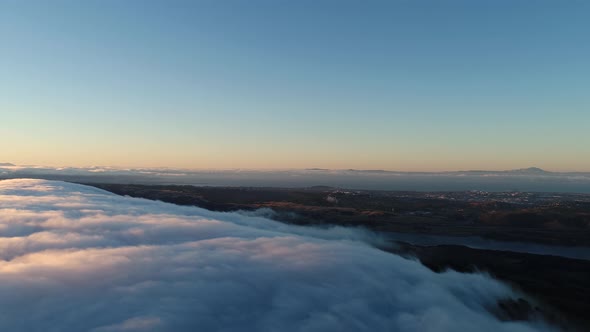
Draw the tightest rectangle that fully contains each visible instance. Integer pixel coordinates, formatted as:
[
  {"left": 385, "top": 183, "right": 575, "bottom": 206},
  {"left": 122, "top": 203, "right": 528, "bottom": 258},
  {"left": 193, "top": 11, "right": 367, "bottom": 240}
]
[{"left": 1, "top": 0, "right": 589, "bottom": 171}]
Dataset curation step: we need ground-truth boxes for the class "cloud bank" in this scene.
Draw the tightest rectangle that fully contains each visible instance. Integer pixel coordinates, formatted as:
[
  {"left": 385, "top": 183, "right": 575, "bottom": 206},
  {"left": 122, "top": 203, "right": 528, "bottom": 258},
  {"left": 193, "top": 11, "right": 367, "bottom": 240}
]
[{"left": 0, "top": 179, "right": 555, "bottom": 331}]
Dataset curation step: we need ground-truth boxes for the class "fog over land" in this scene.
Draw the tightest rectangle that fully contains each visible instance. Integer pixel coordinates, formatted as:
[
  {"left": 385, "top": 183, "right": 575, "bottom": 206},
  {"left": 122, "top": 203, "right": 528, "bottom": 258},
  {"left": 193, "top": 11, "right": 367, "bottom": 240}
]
[
  {"left": 2, "top": 164, "right": 590, "bottom": 193},
  {"left": 0, "top": 179, "right": 556, "bottom": 332}
]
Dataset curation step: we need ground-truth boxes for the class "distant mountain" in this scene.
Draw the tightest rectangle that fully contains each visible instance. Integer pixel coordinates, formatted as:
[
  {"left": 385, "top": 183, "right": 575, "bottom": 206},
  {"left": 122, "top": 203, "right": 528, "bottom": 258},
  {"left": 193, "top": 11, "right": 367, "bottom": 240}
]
[
  {"left": 505, "top": 167, "right": 551, "bottom": 174},
  {"left": 0, "top": 162, "right": 14, "bottom": 166},
  {"left": 347, "top": 169, "right": 392, "bottom": 174},
  {"left": 309, "top": 167, "right": 557, "bottom": 176},
  {"left": 456, "top": 167, "right": 553, "bottom": 176}
]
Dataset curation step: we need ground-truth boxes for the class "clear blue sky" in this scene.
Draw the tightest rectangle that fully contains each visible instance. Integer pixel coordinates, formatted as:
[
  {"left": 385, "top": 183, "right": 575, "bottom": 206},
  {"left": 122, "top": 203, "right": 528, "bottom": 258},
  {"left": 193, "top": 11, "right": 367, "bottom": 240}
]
[{"left": 2, "top": 0, "right": 589, "bottom": 171}]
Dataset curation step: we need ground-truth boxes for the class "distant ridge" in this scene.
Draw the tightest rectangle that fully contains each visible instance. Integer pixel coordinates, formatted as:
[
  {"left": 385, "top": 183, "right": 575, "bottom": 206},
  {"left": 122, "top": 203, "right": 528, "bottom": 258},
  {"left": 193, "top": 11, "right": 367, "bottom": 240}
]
[
  {"left": 505, "top": 167, "right": 551, "bottom": 174},
  {"left": 309, "top": 167, "right": 554, "bottom": 175},
  {"left": 0, "top": 163, "right": 572, "bottom": 175},
  {"left": 460, "top": 167, "right": 551, "bottom": 174},
  {"left": 1, "top": 163, "right": 589, "bottom": 193}
]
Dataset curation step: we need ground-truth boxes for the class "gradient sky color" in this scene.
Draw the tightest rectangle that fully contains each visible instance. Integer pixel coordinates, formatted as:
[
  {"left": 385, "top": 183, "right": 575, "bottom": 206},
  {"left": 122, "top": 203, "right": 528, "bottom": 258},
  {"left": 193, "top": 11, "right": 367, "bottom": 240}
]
[{"left": 2, "top": 0, "right": 589, "bottom": 171}]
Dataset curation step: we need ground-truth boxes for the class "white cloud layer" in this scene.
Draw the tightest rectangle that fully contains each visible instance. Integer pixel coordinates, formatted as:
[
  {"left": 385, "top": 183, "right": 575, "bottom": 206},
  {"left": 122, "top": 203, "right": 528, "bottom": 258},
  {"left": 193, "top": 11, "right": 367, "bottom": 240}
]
[{"left": 0, "top": 179, "right": 555, "bottom": 332}]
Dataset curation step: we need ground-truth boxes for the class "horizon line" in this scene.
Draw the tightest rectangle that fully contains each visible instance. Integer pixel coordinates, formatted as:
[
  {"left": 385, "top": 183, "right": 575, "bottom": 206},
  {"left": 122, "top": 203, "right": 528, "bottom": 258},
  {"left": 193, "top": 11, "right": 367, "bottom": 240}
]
[{"left": 2, "top": 163, "right": 590, "bottom": 174}]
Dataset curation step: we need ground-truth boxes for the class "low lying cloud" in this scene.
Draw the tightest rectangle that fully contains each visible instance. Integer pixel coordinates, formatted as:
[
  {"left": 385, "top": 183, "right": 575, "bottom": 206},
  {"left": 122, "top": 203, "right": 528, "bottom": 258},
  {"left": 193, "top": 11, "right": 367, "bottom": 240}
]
[{"left": 0, "top": 179, "right": 555, "bottom": 331}]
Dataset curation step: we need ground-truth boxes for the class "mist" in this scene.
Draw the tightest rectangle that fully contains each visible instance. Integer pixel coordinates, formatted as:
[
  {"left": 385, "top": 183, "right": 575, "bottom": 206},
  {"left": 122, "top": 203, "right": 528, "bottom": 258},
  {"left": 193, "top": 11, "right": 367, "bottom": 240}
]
[{"left": 2, "top": 164, "right": 590, "bottom": 193}]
